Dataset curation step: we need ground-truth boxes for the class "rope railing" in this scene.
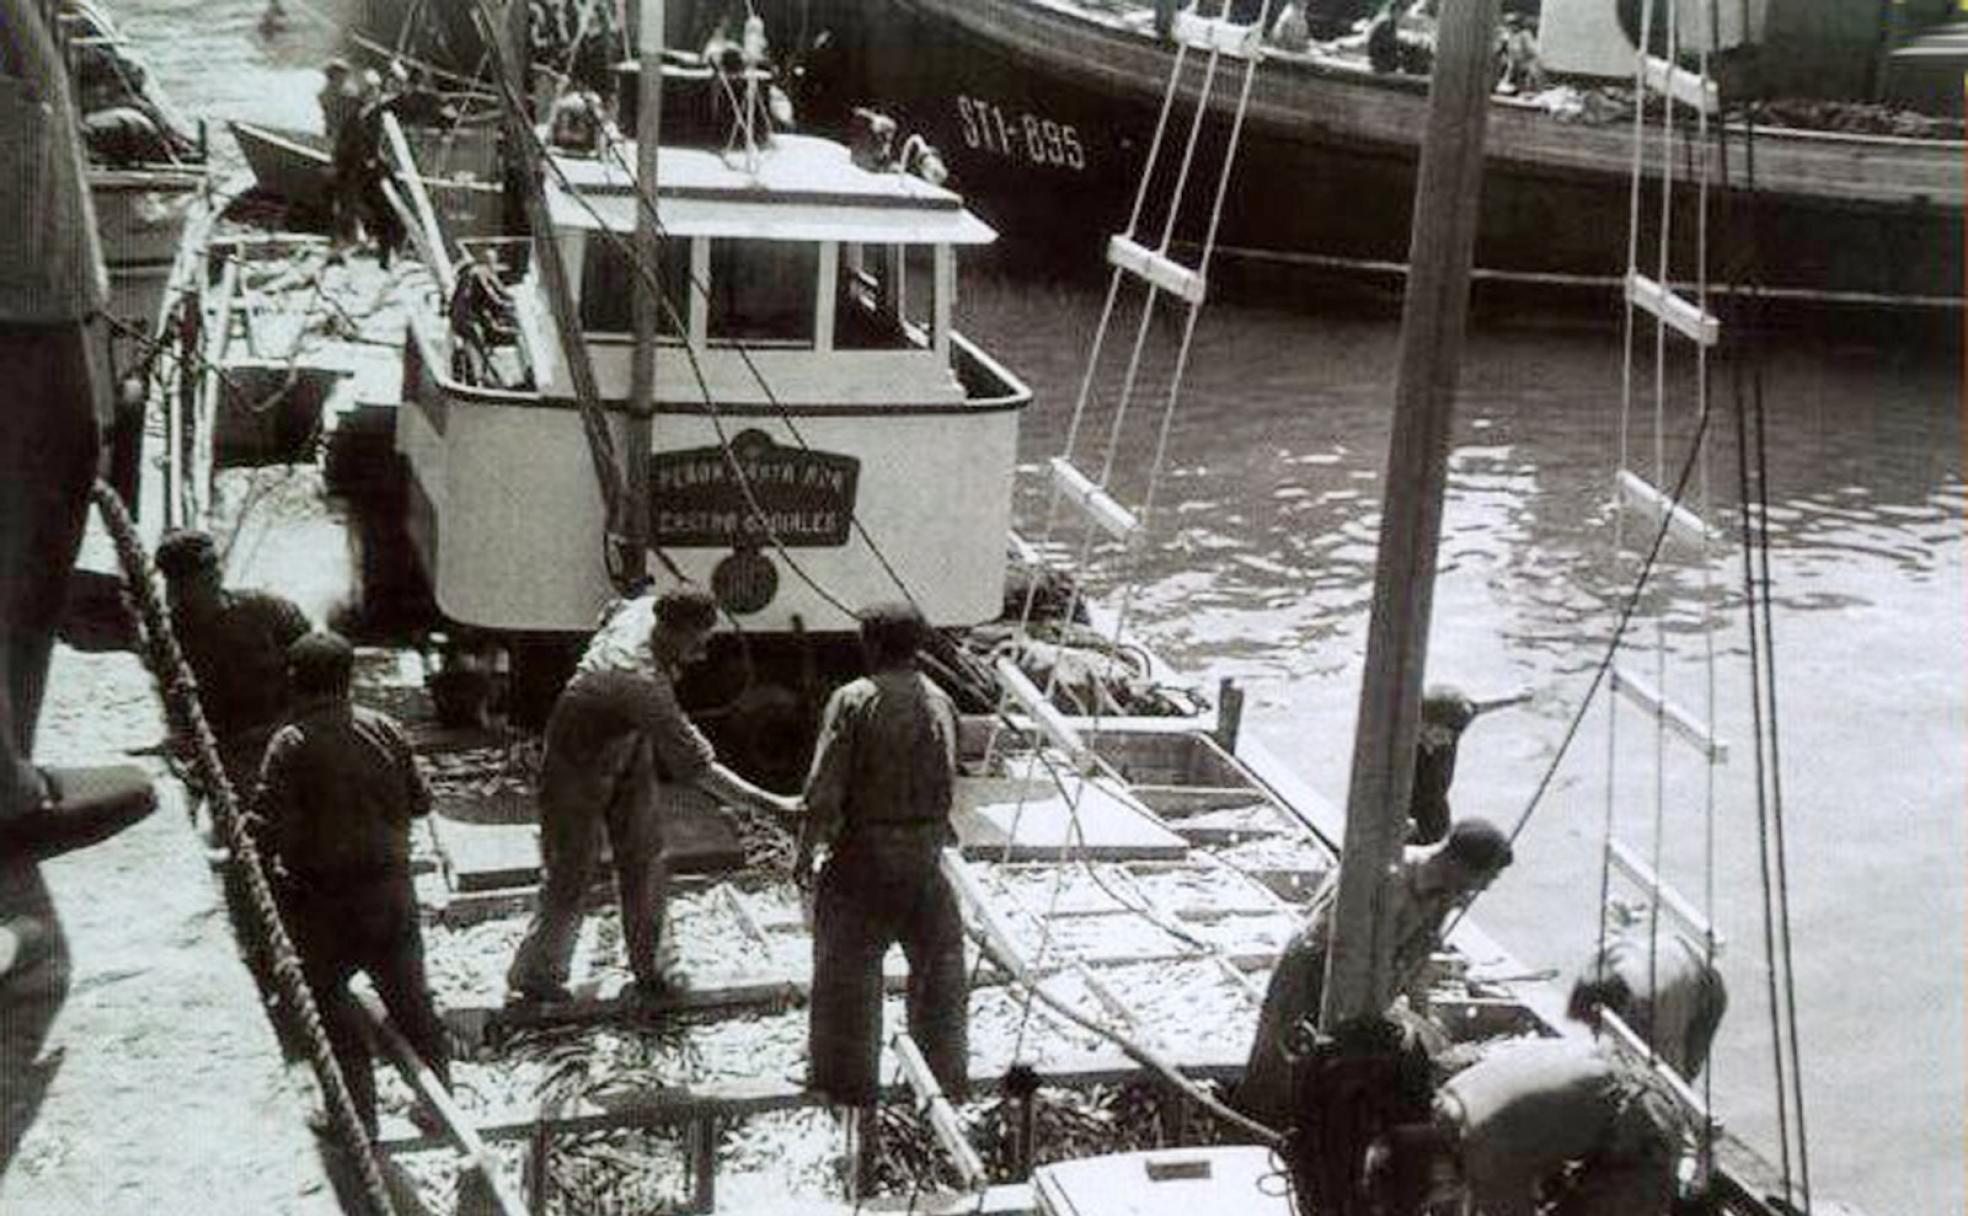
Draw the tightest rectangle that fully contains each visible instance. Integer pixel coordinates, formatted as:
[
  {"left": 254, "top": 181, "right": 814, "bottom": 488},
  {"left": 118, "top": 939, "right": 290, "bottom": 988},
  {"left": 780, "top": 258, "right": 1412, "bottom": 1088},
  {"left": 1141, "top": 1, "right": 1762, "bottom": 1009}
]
[{"left": 89, "top": 480, "right": 400, "bottom": 1216}]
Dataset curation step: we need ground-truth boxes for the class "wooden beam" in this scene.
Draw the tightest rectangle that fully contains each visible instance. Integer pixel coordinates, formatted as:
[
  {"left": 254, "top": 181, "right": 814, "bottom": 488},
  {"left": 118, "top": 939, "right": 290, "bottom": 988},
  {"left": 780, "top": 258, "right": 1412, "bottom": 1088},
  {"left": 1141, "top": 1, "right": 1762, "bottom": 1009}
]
[
  {"left": 376, "top": 1053, "right": 1250, "bottom": 1153},
  {"left": 350, "top": 981, "right": 528, "bottom": 1216},
  {"left": 381, "top": 111, "right": 456, "bottom": 294},
  {"left": 894, "top": 1033, "right": 987, "bottom": 1190}
]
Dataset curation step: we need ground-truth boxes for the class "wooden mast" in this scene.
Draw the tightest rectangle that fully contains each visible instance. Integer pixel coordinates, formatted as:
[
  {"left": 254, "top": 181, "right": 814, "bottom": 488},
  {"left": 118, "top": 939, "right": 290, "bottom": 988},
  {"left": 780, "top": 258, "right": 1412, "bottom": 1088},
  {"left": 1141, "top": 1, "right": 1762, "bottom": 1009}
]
[
  {"left": 626, "top": 0, "right": 664, "bottom": 571},
  {"left": 1320, "top": 0, "right": 1503, "bottom": 1028}
]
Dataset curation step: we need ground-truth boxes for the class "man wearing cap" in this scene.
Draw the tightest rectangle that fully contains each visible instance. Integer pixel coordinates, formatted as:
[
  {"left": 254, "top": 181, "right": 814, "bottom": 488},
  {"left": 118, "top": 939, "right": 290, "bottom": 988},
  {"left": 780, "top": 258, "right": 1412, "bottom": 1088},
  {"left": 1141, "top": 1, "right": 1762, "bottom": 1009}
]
[
  {"left": 252, "top": 630, "right": 448, "bottom": 1132},
  {"left": 1237, "top": 817, "right": 1515, "bottom": 1125},
  {"left": 507, "top": 587, "right": 799, "bottom": 1004},
  {"left": 797, "top": 601, "right": 967, "bottom": 1107},
  {"left": 154, "top": 528, "right": 311, "bottom": 800}
]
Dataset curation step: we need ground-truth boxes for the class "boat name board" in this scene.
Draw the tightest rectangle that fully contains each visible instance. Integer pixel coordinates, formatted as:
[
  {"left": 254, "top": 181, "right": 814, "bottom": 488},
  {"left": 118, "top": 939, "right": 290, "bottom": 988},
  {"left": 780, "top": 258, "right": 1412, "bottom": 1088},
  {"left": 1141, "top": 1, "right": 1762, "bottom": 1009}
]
[{"left": 649, "top": 429, "right": 860, "bottom": 548}]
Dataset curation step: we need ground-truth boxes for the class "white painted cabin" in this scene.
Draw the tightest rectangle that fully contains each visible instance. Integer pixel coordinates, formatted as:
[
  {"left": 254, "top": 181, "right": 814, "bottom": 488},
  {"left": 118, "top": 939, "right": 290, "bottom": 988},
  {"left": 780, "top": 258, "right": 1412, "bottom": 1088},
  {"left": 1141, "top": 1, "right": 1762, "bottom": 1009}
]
[{"left": 398, "top": 131, "right": 1031, "bottom": 635}]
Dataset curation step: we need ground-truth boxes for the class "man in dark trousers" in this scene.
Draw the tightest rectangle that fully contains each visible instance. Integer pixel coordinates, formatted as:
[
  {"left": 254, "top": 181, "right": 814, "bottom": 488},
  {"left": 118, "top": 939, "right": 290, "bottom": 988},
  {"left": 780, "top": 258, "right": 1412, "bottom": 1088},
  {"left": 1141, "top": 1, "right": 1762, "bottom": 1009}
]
[
  {"left": 507, "top": 587, "right": 797, "bottom": 1003},
  {"left": 1409, "top": 685, "right": 1478, "bottom": 845},
  {"left": 252, "top": 631, "right": 448, "bottom": 1133},
  {"left": 797, "top": 601, "right": 968, "bottom": 1106},
  {"left": 1238, "top": 817, "right": 1514, "bottom": 1125},
  {"left": 154, "top": 528, "right": 311, "bottom": 800},
  {"left": 1, "top": 0, "right": 157, "bottom": 1165},
  {"left": 1372, "top": 1038, "right": 1684, "bottom": 1216}
]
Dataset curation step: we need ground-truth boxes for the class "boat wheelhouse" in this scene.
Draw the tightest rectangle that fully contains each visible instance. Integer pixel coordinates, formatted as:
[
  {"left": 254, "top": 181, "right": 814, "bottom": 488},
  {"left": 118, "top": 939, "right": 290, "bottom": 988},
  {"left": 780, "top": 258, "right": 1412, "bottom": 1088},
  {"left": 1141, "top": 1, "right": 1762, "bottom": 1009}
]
[{"left": 397, "top": 129, "right": 1032, "bottom": 636}]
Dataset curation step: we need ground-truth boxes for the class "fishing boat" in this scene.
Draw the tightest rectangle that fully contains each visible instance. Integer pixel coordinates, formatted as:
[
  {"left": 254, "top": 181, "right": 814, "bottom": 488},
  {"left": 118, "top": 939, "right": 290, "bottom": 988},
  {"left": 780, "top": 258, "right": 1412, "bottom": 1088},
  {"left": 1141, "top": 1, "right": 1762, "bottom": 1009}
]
[
  {"left": 60, "top": 0, "right": 211, "bottom": 359},
  {"left": 393, "top": 71, "right": 1032, "bottom": 692},
  {"left": 838, "top": 0, "right": 1964, "bottom": 307}
]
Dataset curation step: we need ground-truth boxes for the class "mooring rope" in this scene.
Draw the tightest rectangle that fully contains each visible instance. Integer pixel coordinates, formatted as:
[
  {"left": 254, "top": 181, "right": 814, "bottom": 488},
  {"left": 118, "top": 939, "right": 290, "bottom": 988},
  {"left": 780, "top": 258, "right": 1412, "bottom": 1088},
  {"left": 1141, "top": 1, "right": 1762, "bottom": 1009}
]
[{"left": 89, "top": 480, "right": 400, "bottom": 1216}]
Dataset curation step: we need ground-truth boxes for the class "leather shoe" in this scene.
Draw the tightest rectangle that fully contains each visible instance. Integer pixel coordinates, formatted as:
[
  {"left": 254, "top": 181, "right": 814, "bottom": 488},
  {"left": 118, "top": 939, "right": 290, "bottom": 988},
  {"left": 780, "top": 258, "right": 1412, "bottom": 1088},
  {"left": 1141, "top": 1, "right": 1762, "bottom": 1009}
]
[{"left": 1, "top": 765, "right": 156, "bottom": 861}]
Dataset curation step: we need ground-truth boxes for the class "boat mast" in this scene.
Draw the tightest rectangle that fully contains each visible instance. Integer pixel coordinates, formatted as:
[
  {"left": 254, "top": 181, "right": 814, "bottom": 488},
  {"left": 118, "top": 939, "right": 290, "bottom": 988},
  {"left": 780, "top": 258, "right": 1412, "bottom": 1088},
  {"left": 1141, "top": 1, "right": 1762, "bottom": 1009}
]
[
  {"left": 626, "top": 0, "right": 664, "bottom": 568},
  {"left": 1320, "top": 0, "right": 1503, "bottom": 1028}
]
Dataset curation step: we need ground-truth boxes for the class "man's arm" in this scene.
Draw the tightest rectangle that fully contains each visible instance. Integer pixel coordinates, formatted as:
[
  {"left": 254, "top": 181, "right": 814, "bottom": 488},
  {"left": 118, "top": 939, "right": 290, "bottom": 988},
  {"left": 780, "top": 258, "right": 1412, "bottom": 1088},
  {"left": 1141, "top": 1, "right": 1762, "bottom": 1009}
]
[
  {"left": 633, "top": 670, "right": 797, "bottom": 817},
  {"left": 793, "top": 689, "right": 854, "bottom": 882}
]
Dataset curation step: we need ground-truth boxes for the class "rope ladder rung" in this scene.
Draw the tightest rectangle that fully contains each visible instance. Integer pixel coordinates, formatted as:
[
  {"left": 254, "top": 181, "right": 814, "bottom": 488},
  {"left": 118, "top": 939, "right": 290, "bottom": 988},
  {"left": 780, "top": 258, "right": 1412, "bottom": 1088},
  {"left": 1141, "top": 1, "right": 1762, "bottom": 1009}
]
[
  {"left": 1626, "top": 271, "right": 1721, "bottom": 346},
  {"left": 1640, "top": 54, "right": 1720, "bottom": 115},
  {"left": 1604, "top": 837, "right": 1726, "bottom": 954},
  {"left": 993, "top": 657, "right": 1094, "bottom": 771},
  {"left": 1610, "top": 665, "right": 1729, "bottom": 762},
  {"left": 1600, "top": 1008, "right": 1722, "bottom": 1132},
  {"left": 1106, "top": 235, "right": 1208, "bottom": 305},
  {"left": 1048, "top": 456, "right": 1143, "bottom": 543},
  {"left": 1616, "top": 468, "right": 1715, "bottom": 549},
  {"left": 1170, "top": 10, "right": 1263, "bottom": 58}
]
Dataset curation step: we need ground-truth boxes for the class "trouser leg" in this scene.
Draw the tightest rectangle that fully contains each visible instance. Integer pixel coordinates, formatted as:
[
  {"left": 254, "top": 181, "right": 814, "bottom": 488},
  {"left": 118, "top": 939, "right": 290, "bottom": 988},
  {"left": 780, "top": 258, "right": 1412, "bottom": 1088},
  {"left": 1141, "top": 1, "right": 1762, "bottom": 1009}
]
[
  {"left": 366, "top": 889, "right": 449, "bottom": 1085},
  {"left": 507, "top": 789, "right": 600, "bottom": 995},
  {"left": 809, "top": 861, "right": 886, "bottom": 1106},
  {"left": 0, "top": 322, "right": 104, "bottom": 816},
  {"left": 900, "top": 865, "right": 969, "bottom": 1101},
  {"left": 604, "top": 741, "right": 668, "bottom": 987},
  {"left": 1238, "top": 928, "right": 1326, "bottom": 1125}
]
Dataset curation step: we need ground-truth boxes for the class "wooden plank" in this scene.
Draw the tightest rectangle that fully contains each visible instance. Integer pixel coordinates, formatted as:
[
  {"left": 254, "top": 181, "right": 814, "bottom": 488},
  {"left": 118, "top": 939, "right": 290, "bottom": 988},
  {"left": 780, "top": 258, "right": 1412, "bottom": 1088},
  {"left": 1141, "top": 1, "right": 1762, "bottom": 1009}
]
[
  {"left": 1048, "top": 456, "right": 1142, "bottom": 542},
  {"left": 992, "top": 659, "right": 1091, "bottom": 767},
  {"left": 1129, "top": 785, "right": 1272, "bottom": 816},
  {"left": 1106, "top": 235, "right": 1207, "bottom": 306},
  {"left": 1609, "top": 666, "right": 1729, "bottom": 762},
  {"left": 377, "top": 1054, "right": 1250, "bottom": 1153},
  {"left": 1605, "top": 839, "right": 1725, "bottom": 952},
  {"left": 954, "top": 774, "right": 1188, "bottom": 862},
  {"left": 1599, "top": 1008, "right": 1718, "bottom": 1130},
  {"left": 1625, "top": 271, "right": 1721, "bottom": 347},
  {"left": 351, "top": 981, "right": 528, "bottom": 1216},
  {"left": 895, "top": 1033, "right": 988, "bottom": 1190},
  {"left": 382, "top": 111, "right": 456, "bottom": 293}
]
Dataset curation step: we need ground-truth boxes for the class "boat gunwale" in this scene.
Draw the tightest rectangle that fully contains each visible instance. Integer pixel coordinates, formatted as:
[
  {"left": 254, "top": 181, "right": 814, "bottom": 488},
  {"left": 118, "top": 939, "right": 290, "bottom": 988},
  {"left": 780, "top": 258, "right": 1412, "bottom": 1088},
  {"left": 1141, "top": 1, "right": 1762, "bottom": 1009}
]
[
  {"left": 405, "top": 306, "right": 1034, "bottom": 417},
  {"left": 896, "top": 0, "right": 1965, "bottom": 193}
]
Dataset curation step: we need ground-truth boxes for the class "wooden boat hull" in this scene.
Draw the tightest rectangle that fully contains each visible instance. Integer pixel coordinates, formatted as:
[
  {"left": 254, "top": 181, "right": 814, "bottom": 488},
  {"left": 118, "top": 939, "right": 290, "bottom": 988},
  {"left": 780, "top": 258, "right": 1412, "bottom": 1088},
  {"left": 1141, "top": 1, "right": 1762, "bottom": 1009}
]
[
  {"left": 229, "top": 120, "right": 333, "bottom": 211},
  {"left": 89, "top": 164, "right": 206, "bottom": 374},
  {"left": 850, "top": 0, "right": 1964, "bottom": 305},
  {"left": 230, "top": 118, "right": 506, "bottom": 238}
]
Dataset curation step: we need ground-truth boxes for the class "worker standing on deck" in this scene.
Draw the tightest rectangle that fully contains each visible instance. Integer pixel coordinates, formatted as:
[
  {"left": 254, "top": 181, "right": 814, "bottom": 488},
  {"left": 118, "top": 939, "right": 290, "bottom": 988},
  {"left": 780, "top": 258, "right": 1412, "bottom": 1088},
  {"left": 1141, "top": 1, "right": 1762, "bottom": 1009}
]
[
  {"left": 154, "top": 528, "right": 311, "bottom": 801},
  {"left": 1237, "top": 817, "right": 1513, "bottom": 1125},
  {"left": 1, "top": 0, "right": 158, "bottom": 1160},
  {"left": 252, "top": 631, "right": 449, "bottom": 1132},
  {"left": 1371, "top": 1038, "right": 1684, "bottom": 1216},
  {"left": 507, "top": 587, "right": 799, "bottom": 1004},
  {"left": 317, "top": 58, "right": 360, "bottom": 147},
  {"left": 1409, "top": 685, "right": 1478, "bottom": 845},
  {"left": 796, "top": 602, "right": 968, "bottom": 1106}
]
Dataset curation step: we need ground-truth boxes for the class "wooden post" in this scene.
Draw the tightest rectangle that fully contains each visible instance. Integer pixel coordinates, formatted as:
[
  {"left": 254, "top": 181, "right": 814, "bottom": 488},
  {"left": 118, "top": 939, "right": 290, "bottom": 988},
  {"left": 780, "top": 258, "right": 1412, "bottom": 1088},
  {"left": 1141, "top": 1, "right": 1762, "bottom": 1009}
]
[
  {"left": 625, "top": 0, "right": 665, "bottom": 578},
  {"left": 1213, "top": 677, "right": 1244, "bottom": 753},
  {"left": 1321, "top": 0, "right": 1502, "bottom": 1028}
]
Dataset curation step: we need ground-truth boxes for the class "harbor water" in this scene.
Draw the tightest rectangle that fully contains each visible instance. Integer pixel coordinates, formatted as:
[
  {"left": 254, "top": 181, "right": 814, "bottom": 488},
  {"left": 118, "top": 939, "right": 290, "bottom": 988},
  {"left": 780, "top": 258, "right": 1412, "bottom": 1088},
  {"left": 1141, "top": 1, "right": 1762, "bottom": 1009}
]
[{"left": 111, "top": 2, "right": 1963, "bottom": 1212}]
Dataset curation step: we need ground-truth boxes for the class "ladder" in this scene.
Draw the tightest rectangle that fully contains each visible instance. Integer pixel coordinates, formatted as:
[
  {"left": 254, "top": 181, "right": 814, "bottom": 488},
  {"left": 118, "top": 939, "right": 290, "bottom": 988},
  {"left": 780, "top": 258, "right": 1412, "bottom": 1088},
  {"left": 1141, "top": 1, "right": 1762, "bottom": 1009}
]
[{"left": 1604, "top": 0, "right": 1728, "bottom": 953}]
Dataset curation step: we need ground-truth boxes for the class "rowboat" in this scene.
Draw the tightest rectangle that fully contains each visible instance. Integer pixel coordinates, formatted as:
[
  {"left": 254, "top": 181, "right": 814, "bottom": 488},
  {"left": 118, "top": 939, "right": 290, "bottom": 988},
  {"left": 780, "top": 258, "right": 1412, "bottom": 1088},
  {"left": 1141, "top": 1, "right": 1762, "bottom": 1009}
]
[{"left": 229, "top": 116, "right": 506, "bottom": 236}]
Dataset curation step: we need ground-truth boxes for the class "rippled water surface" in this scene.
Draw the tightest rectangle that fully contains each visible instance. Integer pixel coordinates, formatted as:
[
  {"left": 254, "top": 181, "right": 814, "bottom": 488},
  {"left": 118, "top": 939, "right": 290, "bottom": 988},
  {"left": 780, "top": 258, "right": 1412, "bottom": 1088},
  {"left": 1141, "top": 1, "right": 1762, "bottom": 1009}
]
[{"left": 117, "top": 5, "right": 1965, "bottom": 1211}]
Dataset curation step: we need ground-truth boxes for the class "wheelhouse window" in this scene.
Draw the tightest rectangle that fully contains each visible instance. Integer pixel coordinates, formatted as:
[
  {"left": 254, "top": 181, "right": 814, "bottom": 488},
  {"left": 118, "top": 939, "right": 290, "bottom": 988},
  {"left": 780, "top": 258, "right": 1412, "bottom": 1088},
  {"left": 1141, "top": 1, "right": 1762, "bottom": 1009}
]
[
  {"left": 578, "top": 233, "right": 689, "bottom": 336},
  {"left": 707, "top": 240, "right": 817, "bottom": 345},
  {"left": 833, "top": 243, "right": 941, "bottom": 351}
]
